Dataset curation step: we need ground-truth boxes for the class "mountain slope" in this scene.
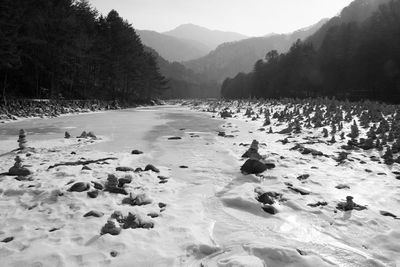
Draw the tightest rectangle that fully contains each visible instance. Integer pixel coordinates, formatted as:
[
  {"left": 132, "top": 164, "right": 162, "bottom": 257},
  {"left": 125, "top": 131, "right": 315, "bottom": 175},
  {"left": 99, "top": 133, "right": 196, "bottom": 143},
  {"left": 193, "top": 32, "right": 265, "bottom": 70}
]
[
  {"left": 138, "top": 30, "right": 209, "bottom": 62},
  {"left": 164, "top": 23, "right": 248, "bottom": 50},
  {"left": 144, "top": 46, "right": 219, "bottom": 98},
  {"left": 220, "top": 0, "right": 400, "bottom": 102},
  {"left": 183, "top": 19, "right": 328, "bottom": 83},
  {"left": 308, "top": 0, "right": 392, "bottom": 48}
]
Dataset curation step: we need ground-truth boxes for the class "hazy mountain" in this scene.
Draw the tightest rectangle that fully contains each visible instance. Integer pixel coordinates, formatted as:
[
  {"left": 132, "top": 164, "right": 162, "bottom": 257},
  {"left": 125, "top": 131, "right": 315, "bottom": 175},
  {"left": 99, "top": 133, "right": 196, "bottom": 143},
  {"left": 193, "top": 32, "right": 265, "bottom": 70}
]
[
  {"left": 183, "top": 19, "right": 328, "bottom": 83},
  {"left": 144, "top": 46, "right": 219, "bottom": 98},
  {"left": 138, "top": 30, "right": 209, "bottom": 62},
  {"left": 164, "top": 23, "right": 248, "bottom": 50},
  {"left": 308, "top": 0, "right": 392, "bottom": 48}
]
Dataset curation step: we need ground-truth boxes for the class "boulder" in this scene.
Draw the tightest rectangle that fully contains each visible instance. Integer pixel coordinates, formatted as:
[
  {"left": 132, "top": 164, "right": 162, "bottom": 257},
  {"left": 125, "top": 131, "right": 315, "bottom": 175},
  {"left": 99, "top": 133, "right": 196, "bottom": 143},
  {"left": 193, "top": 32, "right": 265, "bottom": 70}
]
[
  {"left": 122, "top": 193, "right": 152, "bottom": 206},
  {"left": 262, "top": 205, "right": 278, "bottom": 214},
  {"left": 144, "top": 164, "right": 160, "bottom": 173},
  {"left": 241, "top": 159, "right": 274, "bottom": 174},
  {"left": 91, "top": 181, "right": 104, "bottom": 190},
  {"left": 84, "top": 210, "right": 104, "bottom": 217},
  {"left": 118, "top": 175, "right": 132, "bottom": 187},
  {"left": 68, "top": 182, "right": 90, "bottom": 192},
  {"left": 256, "top": 193, "right": 274, "bottom": 205},
  {"left": 87, "top": 190, "right": 99, "bottom": 198},
  {"left": 131, "top": 150, "right": 143, "bottom": 155},
  {"left": 116, "top": 166, "right": 134, "bottom": 172},
  {"left": 100, "top": 220, "right": 121, "bottom": 235}
]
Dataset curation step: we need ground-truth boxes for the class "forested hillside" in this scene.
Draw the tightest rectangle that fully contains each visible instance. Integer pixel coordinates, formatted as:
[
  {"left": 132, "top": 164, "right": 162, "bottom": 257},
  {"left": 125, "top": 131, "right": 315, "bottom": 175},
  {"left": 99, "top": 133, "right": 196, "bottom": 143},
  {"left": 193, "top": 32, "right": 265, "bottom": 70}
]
[
  {"left": 183, "top": 20, "right": 327, "bottom": 83},
  {"left": 221, "top": 0, "right": 400, "bottom": 103},
  {"left": 0, "top": 0, "right": 167, "bottom": 104}
]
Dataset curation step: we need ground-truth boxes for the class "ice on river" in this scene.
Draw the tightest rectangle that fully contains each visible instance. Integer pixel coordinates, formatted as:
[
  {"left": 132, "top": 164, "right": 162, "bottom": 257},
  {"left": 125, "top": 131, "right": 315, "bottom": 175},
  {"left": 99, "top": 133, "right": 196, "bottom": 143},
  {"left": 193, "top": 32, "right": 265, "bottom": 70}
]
[{"left": 0, "top": 104, "right": 399, "bottom": 266}]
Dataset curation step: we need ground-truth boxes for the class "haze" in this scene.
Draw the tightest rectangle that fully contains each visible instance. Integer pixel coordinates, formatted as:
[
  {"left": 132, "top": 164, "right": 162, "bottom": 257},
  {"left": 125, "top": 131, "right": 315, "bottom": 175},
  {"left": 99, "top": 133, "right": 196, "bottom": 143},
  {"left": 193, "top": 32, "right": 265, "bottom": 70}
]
[{"left": 88, "top": 0, "right": 354, "bottom": 36}]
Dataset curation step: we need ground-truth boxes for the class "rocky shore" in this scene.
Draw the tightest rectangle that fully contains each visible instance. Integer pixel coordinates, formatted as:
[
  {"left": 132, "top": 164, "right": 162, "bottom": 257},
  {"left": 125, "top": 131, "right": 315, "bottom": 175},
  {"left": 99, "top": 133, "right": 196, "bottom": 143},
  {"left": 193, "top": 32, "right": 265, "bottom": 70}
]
[{"left": 0, "top": 98, "right": 163, "bottom": 123}]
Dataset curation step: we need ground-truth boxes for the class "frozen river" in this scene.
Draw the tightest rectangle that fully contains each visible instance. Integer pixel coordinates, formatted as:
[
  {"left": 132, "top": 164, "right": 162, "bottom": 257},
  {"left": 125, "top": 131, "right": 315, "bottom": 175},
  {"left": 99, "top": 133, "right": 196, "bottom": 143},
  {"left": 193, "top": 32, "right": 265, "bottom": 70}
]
[{"left": 1, "top": 105, "right": 398, "bottom": 266}]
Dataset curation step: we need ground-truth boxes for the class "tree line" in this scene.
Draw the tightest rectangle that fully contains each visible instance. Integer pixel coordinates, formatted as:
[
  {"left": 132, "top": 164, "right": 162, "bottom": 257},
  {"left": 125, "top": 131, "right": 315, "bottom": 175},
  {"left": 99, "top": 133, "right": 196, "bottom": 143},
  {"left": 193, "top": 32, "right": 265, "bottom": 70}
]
[
  {"left": 0, "top": 0, "right": 167, "bottom": 104},
  {"left": 221, "top": 0, "right": 400, "bottom": 103}
]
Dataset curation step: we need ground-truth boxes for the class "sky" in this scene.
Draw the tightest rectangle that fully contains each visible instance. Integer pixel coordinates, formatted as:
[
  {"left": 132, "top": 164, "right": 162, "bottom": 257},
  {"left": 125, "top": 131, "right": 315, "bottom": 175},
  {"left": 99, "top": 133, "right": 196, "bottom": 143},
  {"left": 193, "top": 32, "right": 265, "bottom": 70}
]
[{"left": 88, "top": 0, "right": 354, "bottom": 36}]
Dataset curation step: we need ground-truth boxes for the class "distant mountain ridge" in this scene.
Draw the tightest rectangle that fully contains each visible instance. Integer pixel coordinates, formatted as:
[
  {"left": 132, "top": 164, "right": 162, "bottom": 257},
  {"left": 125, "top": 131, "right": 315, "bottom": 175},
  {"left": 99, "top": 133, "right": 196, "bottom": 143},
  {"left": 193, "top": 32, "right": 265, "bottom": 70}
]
[
  {"left": 164, "top": 23, "right": 248, "bottom": 50},
  {"left": 137, "top": 30, "right": 209, "bottom": 62},
  {"left": 143, "top": 46, "right": 219, "bottom": 98},
  {"left": 183, "top": 19, "right": 328, "bottom": 83}
]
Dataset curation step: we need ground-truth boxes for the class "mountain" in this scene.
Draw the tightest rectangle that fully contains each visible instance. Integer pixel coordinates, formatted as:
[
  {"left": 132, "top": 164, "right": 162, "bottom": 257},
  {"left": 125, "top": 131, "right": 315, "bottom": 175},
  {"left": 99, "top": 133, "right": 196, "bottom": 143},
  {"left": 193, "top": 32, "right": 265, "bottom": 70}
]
[
  {"left": 220, "top": 0, "right": 400, "bottom": 102},
  {"left": 308, "top": 0, "right": 392, "bottom": 48},
  {"left": 144, "top": 46, "right": 219, "bottom": 98},
  {"left": 137, "top": 30, "right": 209, "bottom": 62},
  {"left": 164, "top": 24, "right": 248, "bottom": 50},
  {"left": 183, "top": 19, "right": 328, "bottom": 83}
]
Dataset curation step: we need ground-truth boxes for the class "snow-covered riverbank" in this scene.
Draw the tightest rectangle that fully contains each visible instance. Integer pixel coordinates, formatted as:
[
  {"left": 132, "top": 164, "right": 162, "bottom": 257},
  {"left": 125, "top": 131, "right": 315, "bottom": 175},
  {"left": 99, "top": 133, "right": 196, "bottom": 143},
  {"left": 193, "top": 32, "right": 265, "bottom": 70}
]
[{"left": 1, "top": 102, "right": 399, "bottom": 266}]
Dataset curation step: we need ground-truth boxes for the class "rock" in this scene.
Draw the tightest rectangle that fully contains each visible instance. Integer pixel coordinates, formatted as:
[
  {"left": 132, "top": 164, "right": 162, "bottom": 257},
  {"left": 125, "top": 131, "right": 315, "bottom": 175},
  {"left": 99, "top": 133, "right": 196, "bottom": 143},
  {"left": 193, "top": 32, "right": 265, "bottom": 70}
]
[
  {"left": 8, "top": 166, "right": 32, "bottom": 176},
  {"left": 147, "top": 212, "right": 159, "bottom": 218},
  {"left": 118, "top": 175, "right": 133, "bottom": 187},
  {"left": 84, "top": 210, "right": 104, "bottom": 217},
  {"left": 81, "top": 166, "right": 91, "bottom": 171},
  {"left": 297, "top": 174, "right": 310, "bottom": 181},
  {"left": 116, "top": 166, "right": 134, "bottom": 172},
  {"left": 336, "top": 196, "right": 367, "bottom": 211},
  {"left": 220, "top": 110, "right": 232, "bottom": 118},
  {"left": 18, "top": 129, "right": 27, "bottom": 150},
  {"left": 158, "top": 202, "right": 167, "bottom": 209},
  {"left": 242, "top": 140, "right": 262, "bottom": 160},
  {"left": 122, "top": 193, "right": 152, "bottom": 206},
  {"left": 218, "top": 131, "right": 226, "bottom": 137},
  {"left": 179, "top": 165, "right": 188, "bottom": 168},
  {"left": 122, "top": 212, "right": 154, "bottom": 229},
  {"left": 131, "top": 150, "right": 143, "bottom": 155},
  {"left": 111, "top": 211, "right": 124, "bottom": 223},
  {"left": 240, "top": 159, "right": 274, "bottom": 174},
  {"left": 64, "top": 131, "right": 71, "bottom": 139},
  {"left": 1, "top": 237, "right": 14, "bottom": 243},
  {"left": 77, "top": 131, "right": 88, "bottom": 138},
  {"left": 110, "top": 251, "right": 118, "bottom": 257},
  {"left": 121, "top": 212, "right": 140, "bottom": 229},
  {"left": 134, "top": 167, "right": 143, "bottom": 172},
  {"left": 157, "top": 176, "right": 169, "bottom": 181},
  {"left": 91, "top": 181, "right": 104, "bottom": 190},
  {"left": 335, "top": 184, "right": 350, "bottom": 189},
  {"left": 107, "top": 187, "right": 128, "bottom": 195},
  {"left": 262, "top": 205, "right": 278, "bottom": 214},
  {"left": 288, "top": 185, "right": 310, "bottom": 195},
  {"left": 106, "top": 174, "right": 119, "bottom": 188},
  {"left": 87, "top": 131, "right": 97, "bottom": 139},
  {"left": 87, "top": 190, "right": 99, "bottom": 198},
  {"left": 380, "top": 211, "right": 397, "bottom": 218},
  {"left": 144, "top": 164, "right": 160, "bottom": 173},
  {"left": 68, "top": 182, "right": 90, "bottom": 192},
  {"left": 307, "top": 201, "right": 328, "bottom": 207},
  {"left": 8, "top": 156, "right": 32, "bottom": 176},
  {"left": 279, "top": 127, "right": 292, "bottom": 134},
  {"left": 100, "top": 220, "right": 121, "bottom": 235},
  {"left": 168, "top": 137, "right": 181, "bottom": 140},
  {"left": 256, "top": 193, "right": 274, "bottom": 205}
]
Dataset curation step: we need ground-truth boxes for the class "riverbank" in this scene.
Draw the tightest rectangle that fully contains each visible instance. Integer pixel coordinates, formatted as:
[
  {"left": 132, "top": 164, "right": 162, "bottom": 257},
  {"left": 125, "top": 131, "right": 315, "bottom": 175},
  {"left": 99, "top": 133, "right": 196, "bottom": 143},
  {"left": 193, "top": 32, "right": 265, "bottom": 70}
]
[{"left": 0, "top": 98, "right": 163, "bottom": 124}]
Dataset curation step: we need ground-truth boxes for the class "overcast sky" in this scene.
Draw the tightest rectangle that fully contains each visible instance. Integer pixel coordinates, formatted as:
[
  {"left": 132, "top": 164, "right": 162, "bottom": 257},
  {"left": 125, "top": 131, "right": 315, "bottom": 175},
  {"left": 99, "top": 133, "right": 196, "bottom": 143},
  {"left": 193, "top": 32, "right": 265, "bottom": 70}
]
[{"left": 88, "top": 0, "right": 354, "bottom": 36}]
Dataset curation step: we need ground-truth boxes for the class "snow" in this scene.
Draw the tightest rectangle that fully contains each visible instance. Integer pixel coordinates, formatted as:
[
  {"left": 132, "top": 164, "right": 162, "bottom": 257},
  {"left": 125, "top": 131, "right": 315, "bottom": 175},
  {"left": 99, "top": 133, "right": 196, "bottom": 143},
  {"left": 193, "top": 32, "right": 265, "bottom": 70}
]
[{"left": 0, "top": 103, "right": 399, "bottom": 266}]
